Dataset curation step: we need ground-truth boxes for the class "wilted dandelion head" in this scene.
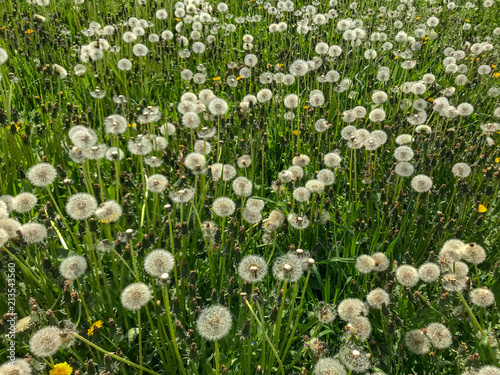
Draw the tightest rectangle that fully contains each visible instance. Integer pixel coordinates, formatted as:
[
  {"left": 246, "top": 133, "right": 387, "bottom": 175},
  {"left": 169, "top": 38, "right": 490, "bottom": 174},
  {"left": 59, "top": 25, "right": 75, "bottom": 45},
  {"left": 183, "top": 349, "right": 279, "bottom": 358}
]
[
  {"left": 59, "top": 255, "right": 87, "bottom": 280},
  {"left": 13, "top": 193, "right": 38, "bottom": 213},
  {"left": 232, "top": 176, "right": 253, "bottom": 197},
  {"left": 462, "top": 243, "right": 486, "bottom": 265},
  {"left": 405, "top": 329, "right": 431, "bottom": 354},
  {"left": 27, "top": 163, "right": 57, "bottom": 187},
  {"left": 366, "top": 288, "right": 390, "bottom": 309},
  {"left": 339, "top": 346, "right": 371, "bottom": 373},
  {"left": 396, "top": 265, "right": 419, "bottom": 287},
  {"left": 355, "top": 255, "right": 375, "bottom": 274},
  {"left": 426, "top": 323, "right": 452, "bottom": 349},
  {"left": 452, "top": 163, "right": 471, "bottom": 178},
  {"left": 272, "top": 254, "right": 303, "bottom": 282},
  {"left": 29, "top": 326, "right": 62, "bottom": 357},
  {"left": 418, "top": 263, "right": 440, "bottom": 283},
  {"left": 66, "top": 193, "right": 98, "bottom": 220},
  {"left": 237, "top": 255, "right": 268, "bottom": 282},
  {"left": 19, "top": 223, "right": 47, "bottom": 244},
  {"left": 313, "top": 357, "right": 346, "bottom": 375},
  {"left": 212, "top": 197, "right": 236, "bottom": 217},
  {"left": 0, "top": 358, "right": 31, "bottom": 375},
  {"left": 120, "top": 282, "right": 152, "bottom": 311},
  {"left": 470, "top": 287, "right": 495, "bottom": 307},
  {"left": 411, "top": 174, "right": 433, "bottom": 193},
  {"left": 337, "top": 298, "right": 367, "bottom": 321},
  {"left": 196, "top": 305, "right": 232, "bottom": 341},
  {"left": 144, "top": 249, "right": 175, "bottom": 278}
]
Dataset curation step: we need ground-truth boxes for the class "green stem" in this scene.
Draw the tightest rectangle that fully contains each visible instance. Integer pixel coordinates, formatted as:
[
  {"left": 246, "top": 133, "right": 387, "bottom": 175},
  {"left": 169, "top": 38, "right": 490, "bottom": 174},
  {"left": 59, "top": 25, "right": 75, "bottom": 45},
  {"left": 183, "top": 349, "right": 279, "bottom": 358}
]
[{"left": 72, "top": 333, "right": 160, "bottom": 375}]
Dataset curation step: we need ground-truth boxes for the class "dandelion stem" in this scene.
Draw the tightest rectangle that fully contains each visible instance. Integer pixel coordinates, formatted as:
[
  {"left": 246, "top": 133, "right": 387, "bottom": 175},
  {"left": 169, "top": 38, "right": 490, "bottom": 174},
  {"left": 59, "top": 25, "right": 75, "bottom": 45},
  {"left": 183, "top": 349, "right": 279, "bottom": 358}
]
[{"left": 72, "top": 333, "right": 160, "bottom": 375}]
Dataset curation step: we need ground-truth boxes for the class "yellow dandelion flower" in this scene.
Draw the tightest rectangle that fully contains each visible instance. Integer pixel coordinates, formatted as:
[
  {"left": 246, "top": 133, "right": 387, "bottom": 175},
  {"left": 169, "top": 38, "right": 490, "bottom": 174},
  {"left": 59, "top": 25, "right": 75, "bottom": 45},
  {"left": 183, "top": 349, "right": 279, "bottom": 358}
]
[
  {"left": 465, "top": 19, "right": 470, "bottom": 22},
  {"left": 212, "top": 77, "right": 221, "bottom": 81},
  {"left": 292, "top": 130, "right": 301, "bottom": 136},
  {"left": 236, "top": 76, "right": 242, "bottom": 80},
  {"left": 493, "top": 72, "right": 500, "bottom": 78},
  {"left": 303, "top": 105, "right": 309, "bottom": 109},
  {"left": 477, "top": 204, "right": 487, "bottom": 213},
  {"left": 495, "top": 157, "right": 500, "bottom": 163},
  {"left": 49, "top": 363, "right": 73, "bottom": 375},
  {"left": 492, "top": 65, "right": 496, "bottom": 69},
  {"left": 88, "top": 320, "right": 104, "bottom": 335},
  {"left": 128, "top": 123, "right": 137, "bottom": 128},
  {"left": 174, "top": 18, "right": 180, "bottom": 21},
  {"left": 428, "top": 97, "right": 434, "bottom": 102},
  {"left": 416, "top": 17, "right": 420, "bottom": 19}
]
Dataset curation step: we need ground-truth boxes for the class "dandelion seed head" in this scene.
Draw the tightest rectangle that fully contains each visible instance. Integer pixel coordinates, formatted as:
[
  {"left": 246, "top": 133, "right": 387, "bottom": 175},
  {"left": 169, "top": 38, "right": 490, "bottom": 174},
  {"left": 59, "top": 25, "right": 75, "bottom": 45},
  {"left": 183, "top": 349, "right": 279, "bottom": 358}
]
[
  {"left": 470, "top": 288, "right": 495, "bottom": 307},
  {"left": 27, "top": 163, "right": 57, "bottom": 187},
  {"left": 355, "top": 255, "right": 375, "bottom": 274},
  {"left": 238, "top": 255, "right": 268, "bottom": 282},
  {"left": 339, "top": 346, "right": 371, "bottom": 373},
  {"left": 337, "top": 298, "right": 367, "bottom": 321},
  {"left": 396, "top": 265, "right": 419, "bottom": 287},
  {"left": 426, "top": 323, "right": 452, "bottom": 349},
  {"left": 66, "top": 193, "right": 98, "bottom": 220},
  {"left": 405, "top": 329, "right": 431, "bottom": 354},
  {"left": 418, "top": 263, "right": 440, "bottom": 283},
  {"left": 13, "top": 193, "right": 38, "bottom": 213},
  {"left": 411, "top": 174, "right": 433, "bottom": 193},
  {"left": 287, "top": 213, "right": 310, "bottom": 230},
  {"left": 441, "top": 273, "right": 467, "bottom": 292},
  {"left": 121, "top": 282, "right": 152, "bottom": 311},
  {"left": 232, "top": 176, "right": 253, "bottom": 197},
  {"left": 0, "top": 358, "right": 31, "bottom": 375},
  {"left": 347, "top": 316, "right": 372, "bottom": 341},
  {"left": 29, "top": 326, "right": 62, "bottom": 357},
  {"left": 144, "top": 249, "right": 175, "bottom": 277},
  {"left": 196, "top": 304, "right": 232, "bottom": 341},
  {"left": 272, "top": 254, "right": 303, "bottom": 282},
  {"left": 212, "top": 197, "right": 236, "bottom": 217},
  {"left": 59, "top": 255, "right": 87, "bottom": 280}
]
